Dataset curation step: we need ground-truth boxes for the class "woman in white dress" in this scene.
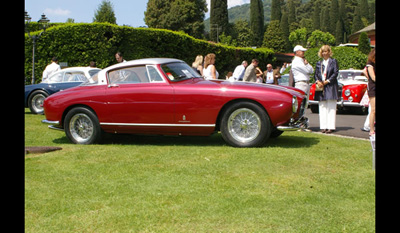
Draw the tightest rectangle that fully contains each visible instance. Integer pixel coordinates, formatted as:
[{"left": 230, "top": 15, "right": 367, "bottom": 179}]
[{"left": 203, "top": 53, "right": 219, "bottom": 80}]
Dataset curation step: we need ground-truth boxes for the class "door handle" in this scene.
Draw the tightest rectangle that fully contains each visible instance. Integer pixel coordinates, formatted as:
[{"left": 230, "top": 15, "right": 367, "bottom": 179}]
[{"left": 108, "top": 84, "right": 119, "bottom": 88}]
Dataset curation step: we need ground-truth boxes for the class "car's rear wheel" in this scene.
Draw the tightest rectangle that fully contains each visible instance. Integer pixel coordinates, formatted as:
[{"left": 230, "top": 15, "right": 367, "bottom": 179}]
[
  {"left": 220, "top": 102, "right": 271, "bottom": 147},
  {"left": 28, "top": 90, "right": 48, "bottom": 114},
  {"left": 64, "top": 107, "right": 102, "bottom": 144}
]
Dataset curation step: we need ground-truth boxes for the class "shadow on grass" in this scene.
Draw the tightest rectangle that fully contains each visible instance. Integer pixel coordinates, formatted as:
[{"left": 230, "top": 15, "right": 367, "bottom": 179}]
[{"left": 53, "top": 132, "right": 320, "bottom": 148}]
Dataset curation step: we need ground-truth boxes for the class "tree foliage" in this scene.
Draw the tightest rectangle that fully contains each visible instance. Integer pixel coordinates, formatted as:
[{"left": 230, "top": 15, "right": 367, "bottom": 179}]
[
  {"left": 145, "top": 0, "right": 207, "bottom": 38},
  {"left": 262, "top": 20, "right": 286, "bottom": 52},
  {"left": 307, "top": 30, "right": 335, "bottom": 48},
  {"left": 93, "top": 0, "right": 116, "bottom": 24},
  {"left": 209, "top": 0, "right": 228, "bottom": 42},
  {"left": 250, "top": 0, "right": 264, "bottom": 47},
  {"left": 357, "top": 31, "right": 371, "bottom": 55}
]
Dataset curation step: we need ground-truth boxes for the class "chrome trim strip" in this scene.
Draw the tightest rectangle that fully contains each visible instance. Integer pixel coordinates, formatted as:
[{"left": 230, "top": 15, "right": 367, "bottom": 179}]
[
  {"left": 42, "top": 119, "right": 60, "bottom": 125},
  {"left": 100, "top": 122, "right": 215, "bottom": 127}
]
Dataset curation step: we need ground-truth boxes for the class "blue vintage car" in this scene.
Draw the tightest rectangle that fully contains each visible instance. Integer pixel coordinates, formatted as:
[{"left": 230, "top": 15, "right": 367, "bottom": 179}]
[{"left": 25, "top": 67, "right": 101, "bottom": 114}]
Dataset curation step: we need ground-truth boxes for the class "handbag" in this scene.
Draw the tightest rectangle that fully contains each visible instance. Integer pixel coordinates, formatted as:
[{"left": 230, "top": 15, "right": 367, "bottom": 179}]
[{"left": 315, "top": 62, "right": 325, "bottom": 92}]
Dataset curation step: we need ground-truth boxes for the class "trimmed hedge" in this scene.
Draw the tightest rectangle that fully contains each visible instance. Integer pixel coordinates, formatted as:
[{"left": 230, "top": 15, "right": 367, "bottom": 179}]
[
  {"left": 25, "top": 23, "right": 275, "bottom": 83},
  {"left": 305, "top": 46, "right": 368, "bottom": 70}
]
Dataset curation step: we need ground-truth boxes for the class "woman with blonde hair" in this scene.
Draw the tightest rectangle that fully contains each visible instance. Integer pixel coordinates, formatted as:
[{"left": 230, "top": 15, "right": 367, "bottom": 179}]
[
  {"left": 203, "top": 53, "right": 219, "bottom": 80},
  {"left": 192, "top": 55, "right": 204, "bottom": 76},
  {"left": 313, "top": 45, "right": 339, "bottom": 133}
]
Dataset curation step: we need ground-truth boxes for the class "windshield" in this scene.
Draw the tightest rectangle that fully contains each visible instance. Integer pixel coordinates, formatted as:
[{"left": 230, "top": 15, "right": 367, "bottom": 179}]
[
  {"left": 338, "top": 70, "right": 363, "bottom": 81},
  {"left": 161, "top": 62, "right": 202, "bottom": 81},
  {"left": 80, "top": 69, "right": 101, "bottom": 85}
]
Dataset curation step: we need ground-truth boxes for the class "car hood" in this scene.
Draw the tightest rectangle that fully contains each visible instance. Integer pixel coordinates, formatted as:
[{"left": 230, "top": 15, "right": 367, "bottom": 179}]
[
  {"left": 339, "top": 79, "right": 367, "bottom": 86},
  {"left": 205, "top": 79, "right": 306, "bottom": 97}
]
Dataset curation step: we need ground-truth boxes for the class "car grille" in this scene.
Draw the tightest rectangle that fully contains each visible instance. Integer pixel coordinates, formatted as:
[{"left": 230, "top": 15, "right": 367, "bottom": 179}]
[
  {"left": 338, "top": 83, "right": 343, "bottom": 102},
  {"left": 298, "top": 98, "right": 307, "bottom": 117}
]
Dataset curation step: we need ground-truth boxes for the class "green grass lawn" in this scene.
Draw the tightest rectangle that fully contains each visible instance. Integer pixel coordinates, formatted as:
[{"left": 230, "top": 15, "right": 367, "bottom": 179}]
[{"left": 25, "top": 109, "right": 375, "bottom": 232}]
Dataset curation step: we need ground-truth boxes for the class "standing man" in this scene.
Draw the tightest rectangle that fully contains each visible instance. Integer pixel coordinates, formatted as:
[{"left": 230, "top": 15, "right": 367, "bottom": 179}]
[
  {"left": 231, "top": 60, "right": 248, "bottom": 81},
  {"left": 291, "top": 45, "right": 313, "bottom": 94},
  {"left": 263, "top": 64, "right": 281, "bottom": 84},
  {"left": 292, "top": 45, "right": 313, "bottom": 130},
  {"left": 243, "top": 59, "right": 259, "bottom": 82},
  {"left": 42, "top": 57, "right": 61, "bottom": 82},
  {"left": 115, "top": 51, "right": 126, "bottom": 63}
]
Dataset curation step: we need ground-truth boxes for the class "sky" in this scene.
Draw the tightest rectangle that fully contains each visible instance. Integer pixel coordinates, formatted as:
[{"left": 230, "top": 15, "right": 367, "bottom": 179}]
[{"left": 25, "top": 0, "right": 251, "bottom": 27}]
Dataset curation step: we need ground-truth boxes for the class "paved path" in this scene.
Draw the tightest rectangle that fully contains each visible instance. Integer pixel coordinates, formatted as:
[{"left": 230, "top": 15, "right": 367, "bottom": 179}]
[{"left": 305, "top": 108, "right": 370, "bottom": 139}]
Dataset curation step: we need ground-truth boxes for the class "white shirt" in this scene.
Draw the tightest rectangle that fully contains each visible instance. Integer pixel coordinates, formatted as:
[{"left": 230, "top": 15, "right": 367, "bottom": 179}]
[
  {"left": 322, "top": 58, "right": 330, "bottom": 81},
  {"left": 42, "top": 62, "right": 61, "bottom": 81},
  {"left": 232, "top": 64, "right": 246, "bottom": 81},
  {"left": 291, "top": 56, "right": 313, "bottom": 82},
  {"left": 265, "top": 70, "right": 274, "bottom": 84},
  {"left": 203, "top": 64, "right": 219, "bottom": 80}
]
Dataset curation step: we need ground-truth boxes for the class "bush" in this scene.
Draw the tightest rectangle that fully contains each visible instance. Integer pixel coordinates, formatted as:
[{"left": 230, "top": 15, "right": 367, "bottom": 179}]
[
  {"left": 305, "top": 46, "right": 367, "bottom": 70},
  {"left": 25, "top": 23, "right": 275, "bottom": 83}
]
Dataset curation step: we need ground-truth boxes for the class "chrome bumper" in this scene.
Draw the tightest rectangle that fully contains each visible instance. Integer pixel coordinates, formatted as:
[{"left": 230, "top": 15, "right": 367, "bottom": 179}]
[
  {"left": 277, "top": 116, "right": 309, "bottom": 131},
  {"left": 41, "top": 119, "right": 64, "bottom": 131},
  {"left": 309, "top": 100, "right": 366, "bottom": 107}
]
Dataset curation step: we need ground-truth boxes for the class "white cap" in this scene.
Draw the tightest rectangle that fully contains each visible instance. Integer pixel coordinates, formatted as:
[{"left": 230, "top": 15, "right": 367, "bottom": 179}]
[{"left": 293, "top": 45, "right": 307, "bottom": 52}]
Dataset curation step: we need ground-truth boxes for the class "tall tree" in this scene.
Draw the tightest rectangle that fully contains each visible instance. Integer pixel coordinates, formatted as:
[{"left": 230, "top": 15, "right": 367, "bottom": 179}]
[
  {"left": 358, "top": 31, "right": 370, "bottom": 54},
  {"left": 351, "top": 5, "right": 364, "bottom": 34},
  {"left": 335, "top": 20, "right": 344, "bottom": 45},
  {"left": 271, "top": 0, "right": 282, "bottom": 22},
  {"left": 250, "top": 0, "right": 264, "bottom": 47},
  {"left": 359, "top": 0, "right": 370, "bottom": 22},
  {"left": 320, "top": 7, "right": 329, "bottom": 33},
  {"left": 145, "top": 0, "right": 207, "bottom": 38},
  {"left": 93, "top": 0, "right": 117, "bottom": 24},
  {"left": 287, "top": 0, "right": 296, "bottom": 25},
  {"left": 329, "top": 0, "right": 339, "bottom": 36},
  {"left": 312, "top": 1, "right": 321, "bottom": 31},
  {"left": 280, "top": 12, "right": 291, "bottom": 51},
  {"left": 210, "top": 0, "right": 228, "bottom": 42}
]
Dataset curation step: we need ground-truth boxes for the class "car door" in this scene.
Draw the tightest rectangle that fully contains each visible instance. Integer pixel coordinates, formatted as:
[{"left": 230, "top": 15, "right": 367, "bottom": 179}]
[{"left": 105, "top": 65, "right": 174, "bottom": 133}]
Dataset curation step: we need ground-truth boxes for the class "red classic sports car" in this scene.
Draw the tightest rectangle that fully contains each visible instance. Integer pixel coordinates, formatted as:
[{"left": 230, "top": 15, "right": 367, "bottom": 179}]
[
  {"left": 42, "top": 58, "right": 308, "bottom": 147},
  {"left": 309, "top": 69, "right": 369, "bottom": 114}
]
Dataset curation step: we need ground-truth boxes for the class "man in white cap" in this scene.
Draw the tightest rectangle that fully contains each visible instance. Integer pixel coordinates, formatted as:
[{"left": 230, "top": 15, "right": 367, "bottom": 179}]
[
  {"left": 291, "top": 45, "right": 313, "bottom": 130},
  {"left": 291, "top": 45, "right": 314, "bottom": 94}
]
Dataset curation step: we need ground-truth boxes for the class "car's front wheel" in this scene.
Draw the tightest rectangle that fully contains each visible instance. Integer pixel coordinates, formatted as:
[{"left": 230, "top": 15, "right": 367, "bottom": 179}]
[
  {"left": 64, "top": 107, "right": 102, "bottom": 144},
  {"left": 220, "top": 102, "right": 272, "bottom": 147}
]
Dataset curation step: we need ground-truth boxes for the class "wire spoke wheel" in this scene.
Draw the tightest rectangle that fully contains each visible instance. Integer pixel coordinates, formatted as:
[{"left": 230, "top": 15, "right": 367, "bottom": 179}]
[
  {"left": 221, "top": 102, "right": 271, "bottom": 147},
  {"left": 69, "top": 113, "right": 94, "bottom": 143},
  {"left": 64, "top": 107, "right": 101, "bottom": 144},
  {"left": 228, "top": 108, "right": 261, "bottom": 143}
]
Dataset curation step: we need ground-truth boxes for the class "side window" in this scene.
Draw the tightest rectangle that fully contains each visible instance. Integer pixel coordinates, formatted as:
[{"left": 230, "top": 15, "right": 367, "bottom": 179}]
[
  {"left": 47, "top": 71, "right": 64, "bottom": 83},
  {"left": 146, "top": 65, "right": 164, "bottom": 82},
  {"left": 63, "top": 71, "right": 87, "bottom": 82},
  {"left": 108, "top": 66, "right": 149, "bottom": 84}
]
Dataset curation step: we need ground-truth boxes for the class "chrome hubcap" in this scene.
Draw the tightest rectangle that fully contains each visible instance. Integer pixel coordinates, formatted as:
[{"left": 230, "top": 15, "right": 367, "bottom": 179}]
[
  {"left": 69, "top": 113, "right": 94, "bottom": 143},
  {"left": 31, "top": 94, "right": 45, "bottom": 113},
  {"left": 227, "top": 108, "right": 261, "bottom": 143}
]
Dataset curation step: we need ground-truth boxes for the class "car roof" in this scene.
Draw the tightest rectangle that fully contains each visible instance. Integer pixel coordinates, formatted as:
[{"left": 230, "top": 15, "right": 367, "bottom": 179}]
[
  {"left": 103, "top": 58, "right": 184, "bottom": 71},
  {"left": 61, "top": 67, "right": 101, "bottom": 72}
]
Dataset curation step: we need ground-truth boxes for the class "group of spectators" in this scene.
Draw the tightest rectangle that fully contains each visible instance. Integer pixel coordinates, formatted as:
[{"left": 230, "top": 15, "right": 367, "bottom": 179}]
[{"left": 191, "top": 45, "right": 376, "bottom": 135}]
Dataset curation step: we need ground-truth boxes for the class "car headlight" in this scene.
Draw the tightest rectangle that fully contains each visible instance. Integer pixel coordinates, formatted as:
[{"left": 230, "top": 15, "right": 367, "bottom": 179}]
[
  {"left": 344, "top": 89, "right": 351, "bottom": 97},
  {"left": 348, "top": 96, "right": 353, "bottom": 102},
  {"left": 292, "top": 96, "right": 298, "bottom": 113}
]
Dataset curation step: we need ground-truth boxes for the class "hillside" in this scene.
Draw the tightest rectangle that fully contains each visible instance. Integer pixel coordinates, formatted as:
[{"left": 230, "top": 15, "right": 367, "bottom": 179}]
[{"left": 204, "top": 0, "right": 272, "bottom": 32}]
